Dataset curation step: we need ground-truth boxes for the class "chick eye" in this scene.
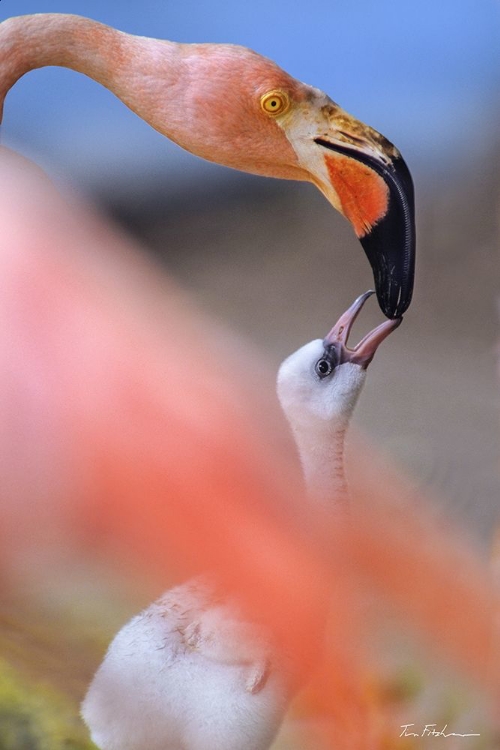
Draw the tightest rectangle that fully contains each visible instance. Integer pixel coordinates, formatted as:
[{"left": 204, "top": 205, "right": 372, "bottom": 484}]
[
  {"left": 260, "top": 90, "right": 290, "bottom": 116},
  {"left": 315, "top": 358, "right": 334, "bottom": 378}
]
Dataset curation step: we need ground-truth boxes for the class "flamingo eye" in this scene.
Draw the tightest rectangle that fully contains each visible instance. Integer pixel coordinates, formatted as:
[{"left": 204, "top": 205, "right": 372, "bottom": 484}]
[
  {"left": 260, "top": 90, "right": 290, "bottom": 116},
  {"left": 315, "top": 358, "right": 334, "bottom": 378}
]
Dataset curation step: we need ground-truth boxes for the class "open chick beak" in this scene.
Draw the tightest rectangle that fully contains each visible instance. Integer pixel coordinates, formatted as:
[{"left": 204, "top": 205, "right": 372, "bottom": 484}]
[
  {"left": 310, "top": 107, "right": 415, "bottom": 320},
  {"left": 324, "top": 290, "right": 402, "bottom": 368}
]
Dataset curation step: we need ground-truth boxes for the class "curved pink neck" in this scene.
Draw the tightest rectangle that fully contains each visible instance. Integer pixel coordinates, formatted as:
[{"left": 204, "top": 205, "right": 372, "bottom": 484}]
[
  {"left": 0, "top": 14, "right": 181, "bottom": 136},
  {"left": 0, "top": 14, "right": 304, "bottom": 181}
]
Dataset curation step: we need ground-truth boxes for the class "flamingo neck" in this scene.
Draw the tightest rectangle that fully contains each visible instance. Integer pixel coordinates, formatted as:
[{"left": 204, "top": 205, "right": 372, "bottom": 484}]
[
  {"left": 292, "top": 418, "right": 350, "bottom": 515},
  {"left": 0, "top": 14, "right": 182, "bottom": 136}
]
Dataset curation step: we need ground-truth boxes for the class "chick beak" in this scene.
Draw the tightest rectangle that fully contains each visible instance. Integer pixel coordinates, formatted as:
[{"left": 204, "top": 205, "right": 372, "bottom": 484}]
[
  {"left": 314, "top": 119, "right": 415, "bottom": 320},
  {"left": 324, "top": 290, "right": 402, "bottom": 368}
]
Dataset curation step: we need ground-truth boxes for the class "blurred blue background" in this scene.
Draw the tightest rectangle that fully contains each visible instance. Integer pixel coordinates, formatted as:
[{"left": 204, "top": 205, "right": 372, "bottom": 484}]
[{"left": 2, "top": 0, "right": 499, "bottom": 186}]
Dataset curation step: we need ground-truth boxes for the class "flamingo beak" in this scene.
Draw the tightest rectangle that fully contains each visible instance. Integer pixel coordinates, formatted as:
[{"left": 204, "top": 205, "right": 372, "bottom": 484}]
[
  {"left": 314, "top": 129, "right": 415, "bottom": 320},
  {"left": 324, "top": 290, "right": 402, "bottom": 368}
]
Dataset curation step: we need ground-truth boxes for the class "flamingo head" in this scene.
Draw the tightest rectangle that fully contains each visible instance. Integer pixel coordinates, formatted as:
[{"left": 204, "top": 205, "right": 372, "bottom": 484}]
[
  {"left": 277, "top": 291, "right": 401, "bottom": 427},
  {"left": 280, "top": 92, "right": 415, "bottom": 321},
  {"left": 173, "top": 44, "right": 415, "bottom": 319}
]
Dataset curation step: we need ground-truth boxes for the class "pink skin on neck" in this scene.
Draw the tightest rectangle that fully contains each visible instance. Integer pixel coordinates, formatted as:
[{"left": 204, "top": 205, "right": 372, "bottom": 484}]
[{"left": 0, "top": 14, "right": 310, "bottom": 180}]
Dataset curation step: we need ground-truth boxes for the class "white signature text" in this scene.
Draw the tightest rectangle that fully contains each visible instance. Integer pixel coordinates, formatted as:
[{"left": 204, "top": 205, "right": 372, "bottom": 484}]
[{"left": 400, "top": 724, "right": 480, "bottom": 739}]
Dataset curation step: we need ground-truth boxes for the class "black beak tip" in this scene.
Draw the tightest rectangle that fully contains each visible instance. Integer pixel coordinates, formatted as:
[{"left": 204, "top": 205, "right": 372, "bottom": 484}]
[
  {"left": 360, "top": 230, "right": 415, "bottom": 319},
  {"left": 381, "top": 294, "right": 411, "bottom": 321},
  {"left": 314, "top": 137, "right": 416, "bottom": 319},
  {"left": 359, "top": 154, "right": 416, "bottom": 319}
]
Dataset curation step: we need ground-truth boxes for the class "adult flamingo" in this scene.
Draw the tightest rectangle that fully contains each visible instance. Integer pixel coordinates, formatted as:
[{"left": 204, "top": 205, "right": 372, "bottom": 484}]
[{"left": 0, "top": 13, "right": 415, "bottom": 318}]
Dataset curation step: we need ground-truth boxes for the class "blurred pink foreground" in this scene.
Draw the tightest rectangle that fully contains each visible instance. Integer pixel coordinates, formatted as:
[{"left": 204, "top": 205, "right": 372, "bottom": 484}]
[{"left": 0, "top": 149, "right": 498, "bottom": 748}]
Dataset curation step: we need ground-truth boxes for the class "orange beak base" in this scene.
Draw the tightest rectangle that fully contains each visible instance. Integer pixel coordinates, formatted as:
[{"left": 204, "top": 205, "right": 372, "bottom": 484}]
[{"left": 316, "top": 139, "right": 416, "bottom": 320}]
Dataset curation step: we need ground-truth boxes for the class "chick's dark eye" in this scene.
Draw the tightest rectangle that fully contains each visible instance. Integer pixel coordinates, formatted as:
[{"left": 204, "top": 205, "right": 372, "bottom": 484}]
[{"left": 315, "top": 358, "right": 333, "bottom": 378}]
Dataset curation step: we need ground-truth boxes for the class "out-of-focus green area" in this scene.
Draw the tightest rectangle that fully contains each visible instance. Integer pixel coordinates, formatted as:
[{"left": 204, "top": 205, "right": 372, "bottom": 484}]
[{"left": 0, "top": 603, "right": 100, "bottom": 748}]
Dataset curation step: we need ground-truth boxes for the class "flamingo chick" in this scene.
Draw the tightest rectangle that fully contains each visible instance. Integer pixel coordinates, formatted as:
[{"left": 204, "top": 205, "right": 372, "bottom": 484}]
[
  {"left": 0, "top": 14, "right": 415, "bottom": 318},
  {"left": 81, "top": 291, "right": 401, "bottom": 750}
]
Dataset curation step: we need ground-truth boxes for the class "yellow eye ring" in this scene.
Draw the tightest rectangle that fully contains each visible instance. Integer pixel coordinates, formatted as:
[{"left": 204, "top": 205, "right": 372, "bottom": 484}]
[{"left": 260, "top": 90, "right": 290, "bottom": 117}]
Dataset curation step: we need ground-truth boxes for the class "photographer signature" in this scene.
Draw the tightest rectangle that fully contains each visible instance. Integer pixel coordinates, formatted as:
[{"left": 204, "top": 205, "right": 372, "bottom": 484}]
[{"left": 400, "top": 724, "right": 480, "bottom": 739}]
